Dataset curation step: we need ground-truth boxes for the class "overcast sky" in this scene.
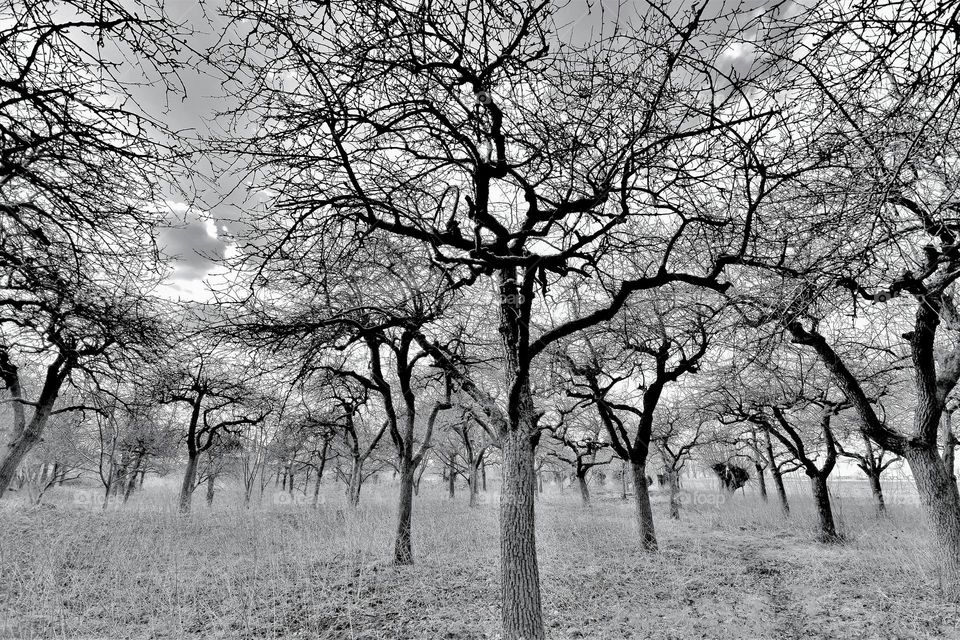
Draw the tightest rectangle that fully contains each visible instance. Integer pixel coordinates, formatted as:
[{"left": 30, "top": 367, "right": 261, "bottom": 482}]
[{"left": 143, "top": 0, "right": 767, "bottom": 302}]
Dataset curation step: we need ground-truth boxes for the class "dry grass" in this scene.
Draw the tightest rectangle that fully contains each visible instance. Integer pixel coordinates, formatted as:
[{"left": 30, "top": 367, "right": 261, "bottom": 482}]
[{"left": 1, "top": 477, "right": 958, "bottom": 639}]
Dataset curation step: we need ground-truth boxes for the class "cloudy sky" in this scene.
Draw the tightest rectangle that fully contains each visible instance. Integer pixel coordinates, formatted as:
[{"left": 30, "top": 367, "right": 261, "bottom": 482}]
[{"left": 142, "top": 0, "right": 763, "bottom": 302}]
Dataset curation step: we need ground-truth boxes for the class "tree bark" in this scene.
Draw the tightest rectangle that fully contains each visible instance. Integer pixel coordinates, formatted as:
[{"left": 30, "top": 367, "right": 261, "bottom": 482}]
[
  {"left": 123, "top": 453, "right": 143, "bottom": 504},
  {"left": 312, "top": 469, "right": 323, "bottom": 508},
  {"left": 206, "top": 473, "right": 216, "bottom": 506},
  {"left": 667, "top": 470, "right": 681, "bottom": 520},
  {"left": 312, "top": 443, "right": 328, "bottom": 508},
  {"left": 577, "top": 472, "right": 590, "bottom": 506},
  {"left": 810, "top": 475, "right": 838, "bottom": 542},
  {"left": 764, "top": 429, "right": 790, "bottom": 514},
  {"left": 755, "top": 460, "right": 768, "bottom": 501},
  {"left": 178, "top": 453, "right": 199, "bottom": 513},
  {"left": 393, "top": 462, "right": 416, "bottom": 564},
  {"left": 448, "top": 457, "right": 456, "bottom": 499},
  {"left": 631, "top": 462, "right": 658, "bottom": 550},
  {"left": 0, "top": 422, "right": 44, "bottom": 497},
  {"left": 346, "top": 460, "right": 362, "bottom": 508},
  {"left": 499, "top": 427, "right": 544, "bottom": 640},
  {"left": 906, "top": 446, "right": 960, "bottom": 600},
  {"left": 943, "top": 409, "right": 956, "bottom": 482},
  {"left": 0, "top": 358, "right": 67, "bottom": 498},
  {"left": 867, "top": 471, "right": 886, "bottom": 515},
  {"left": 469, "top": 460, "right": 480, "bottom": 507}
]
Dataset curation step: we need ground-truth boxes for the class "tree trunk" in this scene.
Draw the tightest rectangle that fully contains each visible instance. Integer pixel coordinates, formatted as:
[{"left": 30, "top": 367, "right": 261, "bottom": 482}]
[
  {"left": 668, "top": 470, "right": 681, "bottom": 520},
  {"left": 301, "top": 467, "right": 311, "bottom": 495},
  {"left": 179, "top": 453, "right": 199, "bottom": 513},
  {"left": 810, "top": 474, "right": 838, "bottom": 542},
  {"left": 346, "top": 460, "right": 362, "bottom": 508},
  {"left": 113, "top": 452, "right": 130, "bottom": 497},
  {"left": 482, "top": 461, "right": 487, "bottom": 492},
  {"left": 0, "top": 426, "right": 43, "bottom": 497},
  {"left": 499, "top": 427, "right": 544, "bottom": 640},
  {"left": 123, "top": 453, "right": 143, "bottom": 504},
  {"left": 448, "top": 458, "right": 456, "bottom": 499},
  {"left": 469, "top": 460, "right": 480, "bottom": 507},
  {"left": 754, "top": 460, "right": 768, "bottom": 501},
  {"left": 577, "top": 472, "right": 590, "bottom": 506},
  {"left": 312, "top": 470, "right": 323, "bottom": 508},
  {"left": 206, "top": 473, "right": 216, "bottom": 506},
  {"left": 102, "top": 474, "right": 113, "bottom": 511},
  {"left": 905, "top": 446, "right": 960, "bottom": 600},
  {"left": 943, "top": 410, "right": 956, "bottom": 482},
  {"left": 867, "top": 470, "right": 886, "bottom": 515},
  {"left": 393, "top": 461, "right": 416, "bottom": 565},
  {"left": 312, "top": 450, "right": 328, "bottom": 508},
  {"left": 765, "top": 429, "right": 790, "bottom": 514},
  {"left": 630, "top": 462, "right": 657, "bottom": 550},
  {"left": 0, "top": 367, "right": 65, "bottom": 499}
]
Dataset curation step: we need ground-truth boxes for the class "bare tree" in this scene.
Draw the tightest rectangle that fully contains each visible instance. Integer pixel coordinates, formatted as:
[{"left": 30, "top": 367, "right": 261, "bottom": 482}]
[
  {"left": 0, "top": 0, "right": 189, "bottom": 495},
  {"left": 214, "top": 0, "right": 797, "bottom": 634}
]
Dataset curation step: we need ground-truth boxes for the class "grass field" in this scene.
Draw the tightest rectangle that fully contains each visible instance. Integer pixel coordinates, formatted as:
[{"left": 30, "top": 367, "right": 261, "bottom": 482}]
[{"left": 2, "top": 477, "right": 959, "bottom": 639}]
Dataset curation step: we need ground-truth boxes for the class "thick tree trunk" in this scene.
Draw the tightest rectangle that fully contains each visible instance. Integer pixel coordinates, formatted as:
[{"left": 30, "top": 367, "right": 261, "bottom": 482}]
[
  {"left": 0, "top": 427, "right": 43, "bottom": 497},
  {"left": 810, "top": 475, "right": 838, "bottom": 542},
  {"left": 499, "top": 427, "right": 543, "bottom": 640},
  {"left": 206, "top": 473, "right": 216, "bottom": 506},
  {"left": 866, "top": 471, "right": 886, "bottom": 515},
  {"left": 178, "top": 453, "right": 199, "bottom": 513},
  {"left": 905, "top": 446, "right": 960, "bottom": 600},
  {"left": 393, "top": 461, "right": 416, "bottom": 565},
  {"left": 577, "top": 472, "right": 590, "bottom": 506},
  {"left": 630, "top": 462, "right": 657, "bottom": 550},
  {"left": 0, "top": 365, "right": 65, "bottom": 499}
]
